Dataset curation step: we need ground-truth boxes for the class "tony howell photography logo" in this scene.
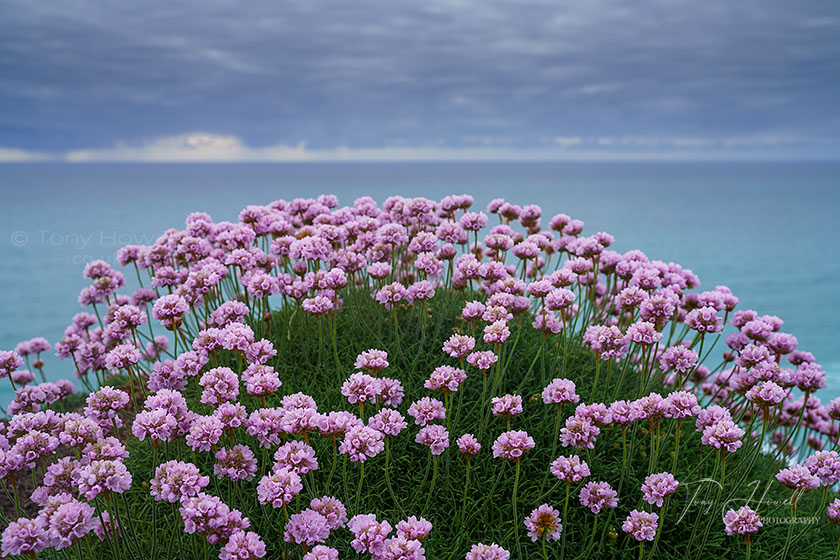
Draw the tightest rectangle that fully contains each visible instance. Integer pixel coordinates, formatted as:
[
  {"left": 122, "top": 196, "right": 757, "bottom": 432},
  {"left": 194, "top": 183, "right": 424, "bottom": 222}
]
[{"left": 676, "top": 478, "right": 822, "bottom": 526}]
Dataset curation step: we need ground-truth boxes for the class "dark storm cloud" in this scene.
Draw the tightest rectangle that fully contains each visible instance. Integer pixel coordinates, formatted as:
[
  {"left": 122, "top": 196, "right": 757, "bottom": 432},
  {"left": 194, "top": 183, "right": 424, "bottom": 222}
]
[{"left": 0, "top": 0, "right": 838, "bottom": 158}]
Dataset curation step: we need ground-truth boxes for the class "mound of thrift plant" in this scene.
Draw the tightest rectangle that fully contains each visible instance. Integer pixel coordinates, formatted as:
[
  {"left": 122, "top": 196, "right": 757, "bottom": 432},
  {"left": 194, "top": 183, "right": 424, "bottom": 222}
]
[{"left": 0, "top": 193, "right": 836, "bottom": 560}]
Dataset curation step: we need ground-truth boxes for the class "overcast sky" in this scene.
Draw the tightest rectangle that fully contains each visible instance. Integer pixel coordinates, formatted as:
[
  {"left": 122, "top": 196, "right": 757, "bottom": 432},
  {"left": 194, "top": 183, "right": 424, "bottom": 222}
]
[{"left": 1, "top": 0, "right": 838, "bottom": 161}]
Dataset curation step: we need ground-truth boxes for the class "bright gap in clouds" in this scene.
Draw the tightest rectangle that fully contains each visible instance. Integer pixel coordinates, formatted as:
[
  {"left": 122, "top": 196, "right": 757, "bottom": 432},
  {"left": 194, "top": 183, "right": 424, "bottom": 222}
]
[{"left": 0, "top": 133, "right": 827, "bottom": 163}]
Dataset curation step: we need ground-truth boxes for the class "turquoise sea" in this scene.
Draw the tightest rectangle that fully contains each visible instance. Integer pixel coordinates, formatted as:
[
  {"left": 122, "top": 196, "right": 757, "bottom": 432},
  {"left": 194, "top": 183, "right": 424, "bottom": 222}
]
[{"left": 1, "top": 161, "right": 838, "bottom": 404}]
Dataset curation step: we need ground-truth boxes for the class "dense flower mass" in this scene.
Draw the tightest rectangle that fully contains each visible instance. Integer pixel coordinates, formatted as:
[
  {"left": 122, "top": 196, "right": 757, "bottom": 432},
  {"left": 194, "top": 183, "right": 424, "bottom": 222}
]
[{"left": 0, "top": 193, "right": 833, "bottom": 560}]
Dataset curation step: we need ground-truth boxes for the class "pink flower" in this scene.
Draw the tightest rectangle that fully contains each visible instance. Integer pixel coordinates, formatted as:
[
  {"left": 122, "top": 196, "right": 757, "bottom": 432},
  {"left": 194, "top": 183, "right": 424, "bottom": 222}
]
[
  {"left": 199, "top": 367, "right": 240, "bottom": 407},
  {"left": 574, "top": 403, "right": 612, "bottom": 426},
  {"left": 465, "top": 543, "right": 510, "bottom": 560},
  {"left": 150, "top": 460, "right": 209, "bottom": 503},
  {"left": 152, "top": 294, "right": 189, "bottom": 329},
  {"left": 542, "top": 379, "right": 579, "bottom": 405},
  {"left": 701, "top": 420, "right": 744, "bottom": 453},
  {"left": 310, "top": 496, "right": 348, "bottom": 530},
  {"left": 48, "top": 499, "right": 97, "bottom": 549},
  {"left": 624, "top": 321, "right": 663, "bottom": 346},
  {"left": 660, "top": 346, "right": 699, "bottom": 374},
  {"left": 284, "top": 509, "right": 330, "bottom": 547},
  {"left": 466, "top": 351, "right": 498, "bottom": 372},
  {"left": 524, "top": 504, "right": 562, "bottom": 542},
  {"left": 342, "top": 373, "right": 382, "bottom": 405},
  {"left": 215, "top": 445, "right": 258, "bottom": 481},
  {"left": 369, "top": 408, "right": 408, "bottom": 437},
  {"left": 416, "top": 425, "right": 450, "bottom": 455},
  {"left": 318, "top": 411, "right": 363, "bottom": 440},
  {"left": 483, "top": 321, "right": 511, "bottom": 345},
  {"left": 274, "top": 441, "right": 319, "bottom": 475},
  {"left": 560, "top": 415, "right": 600, "bottom": 450},
  {"left": 303, "top": 296, "right": 334, "bottom": 316},
  {"left": 376, "top": 536, "right": 426, "bottom": 559},
  {"left": 492, "top": 430, "right": 535, "bottom": 461},
  {"left": 242, "top": 365, "right": 282, "bottom": 399},
  {"left": 246, "top": 408, "right": 285, "bottom": 448},
  {"left": 340, "top": 425, "right": 385, "bottom": 463},
  {"left": 685, "top": 307, "right": 723, "bottom": 334},
  {"left": 491, "top": 395, "right": 523, "bottom": 419},
  {"left": 723, "top": 506, "right": 762, "bottom": 536},
  {"left": 641, "top": 472, "right": 679, "bottom": 507},
  {"left": 775, "top": 464, "right": 819, "bottom": 491},
  {"left": 457, "top": 433, "right": 481, "bottom": 457},
  {"left": 375, "top": 283, "right": 407, "bottom": 309},
  {"left": 1, "top": 516, "right": 49, "bottom": 557},
  {"left": 408, "top": 397, "right": 446, "bottom": 426},
  {"left": 550, "top": 454, "right": 590, "bottom": 483},
  {"left": 804, "top": 450, "right": 840, "bottom": 485},
  {"left": 355, "top": 349, "right": 389, "bottom": 374},
  {"left": 442, "top": 335, "right": 476, "bottom": 359},
  {"left": 186, "top": 415, "right": 224, "bottom": 451},
  {"left": 378, "top": 378, "right": 405, "bottom": 407},
  {"left": 75, "top": 459, "right": 132, "bottom": 500},
  {"left": 304, "top": 546, "right": 339, "bottom": 560},
  {"left": 348, "top": 514, "right": 392, "bottom": 554},
  {"left": 827, "top": 499, "right": 840, "bottom": 524},
  {"left": 180, "top": 492, "right": 250, "bottom": 545},
  {"left": 745, "top": 381, "right": 786, "bottom": 408},
  {"left": 424, "top": 366, "right": 467, "bottom": 393},
  {"left": 132, "top": 409, "right": 177, "bottom": 442},
  {"left": 257, "top": 468, "right": 302, "bottom": 508},
  {"left": 395, "top": 516, "right": 432, "bottom": 541},
  {"left": 696, "top": 406, "right": 732, "bottom": 430},
  {"left": 220, "top": 530, "right": 267, "bottom": 560},
  {"left": 622, "top": 509, "right": 658, "bottom": 542},
  {"left": 579, "top": 481, "right": 618, "bottom": 514},
  {"left": 664, "top": 391, "right": 702, "bottom": 419}
]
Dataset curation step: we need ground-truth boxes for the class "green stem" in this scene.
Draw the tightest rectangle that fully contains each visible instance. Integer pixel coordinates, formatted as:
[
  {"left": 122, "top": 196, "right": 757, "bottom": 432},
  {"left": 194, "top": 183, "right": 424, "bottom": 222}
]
[
  {"left": 672, "top": 419, "right": 681, "bottom": 473},
  {"left": 459, "top": 460, "right": 472, "bottom": 529},
  {"left": 512, "top": 459, "right": 522, "bottom": 559},
  {"left": 591, "top": 356, "right": 601, "bottom": 401},
  {"left": 561, "top": 481, "right": 570, "bottom": 559},
  {"left": 354, "top": 461, "right": 365, "bottom": 515},
  {"left": 423, "top": 455, "right": 439, "bottom": 516},
  {"left": 781, "top": 500, "right": 795, "bottom": 560},
  {"left": 384, "top": 438, "right": 404, "bottom": 516},
  {"left": 541, "top": 405, "right": 563, "bottom": 493},
  {"left": 586, "top": 514, "right": 599, "bottom": 556}
]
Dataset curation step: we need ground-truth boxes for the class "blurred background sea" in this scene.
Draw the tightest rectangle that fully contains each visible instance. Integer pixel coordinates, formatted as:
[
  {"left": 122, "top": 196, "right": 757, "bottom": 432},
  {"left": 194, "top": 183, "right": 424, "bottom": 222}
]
[{"left": 0, "top": 161, "right": 838, "bottom": 405}]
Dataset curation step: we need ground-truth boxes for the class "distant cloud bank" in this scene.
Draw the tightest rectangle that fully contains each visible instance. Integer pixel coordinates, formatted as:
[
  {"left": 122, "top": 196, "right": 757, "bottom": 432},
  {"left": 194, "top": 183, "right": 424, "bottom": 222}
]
[{"left": 0, "top": 133, "right": 824, "bottom": 163}]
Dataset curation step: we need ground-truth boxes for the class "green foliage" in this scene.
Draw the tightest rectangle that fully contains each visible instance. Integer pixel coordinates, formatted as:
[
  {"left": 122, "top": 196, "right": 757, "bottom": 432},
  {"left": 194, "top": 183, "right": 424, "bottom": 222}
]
[{"left": 70, "top": 290, "right": 836, "bottom": 560}]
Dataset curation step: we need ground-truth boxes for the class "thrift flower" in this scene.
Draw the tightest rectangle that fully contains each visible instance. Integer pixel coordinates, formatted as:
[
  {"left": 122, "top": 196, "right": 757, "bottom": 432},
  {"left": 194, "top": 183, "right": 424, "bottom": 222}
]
[
  {"left": 622, "top": 510, "right": 658, "bottom": 542},
  {"left": 723, "top": 506, "right": 762, "bottom": 536},
  {"left": 524, "top": 504, "right": 562, "bottom": 542},
  {"left": 492, "top": 430, "right": 535, "bottom": 461},
  {"left": 641, "top": 472, "right": 679, "bottom": 507},
  {"left": 579, "top": 481, "right": 618, "bottom": 514}
]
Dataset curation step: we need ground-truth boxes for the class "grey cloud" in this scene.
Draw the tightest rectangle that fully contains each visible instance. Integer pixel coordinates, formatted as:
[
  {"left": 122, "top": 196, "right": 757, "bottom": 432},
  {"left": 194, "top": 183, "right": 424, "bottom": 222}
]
[{"left": 0, "top": 0, "right": 838, "bottom": 154}]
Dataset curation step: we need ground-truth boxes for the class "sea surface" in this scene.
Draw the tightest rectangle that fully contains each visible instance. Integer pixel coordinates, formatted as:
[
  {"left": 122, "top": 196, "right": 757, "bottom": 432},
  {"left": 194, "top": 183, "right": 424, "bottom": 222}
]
[{"left": 1, "top": 161, "right": 838, "bottom": 405}]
